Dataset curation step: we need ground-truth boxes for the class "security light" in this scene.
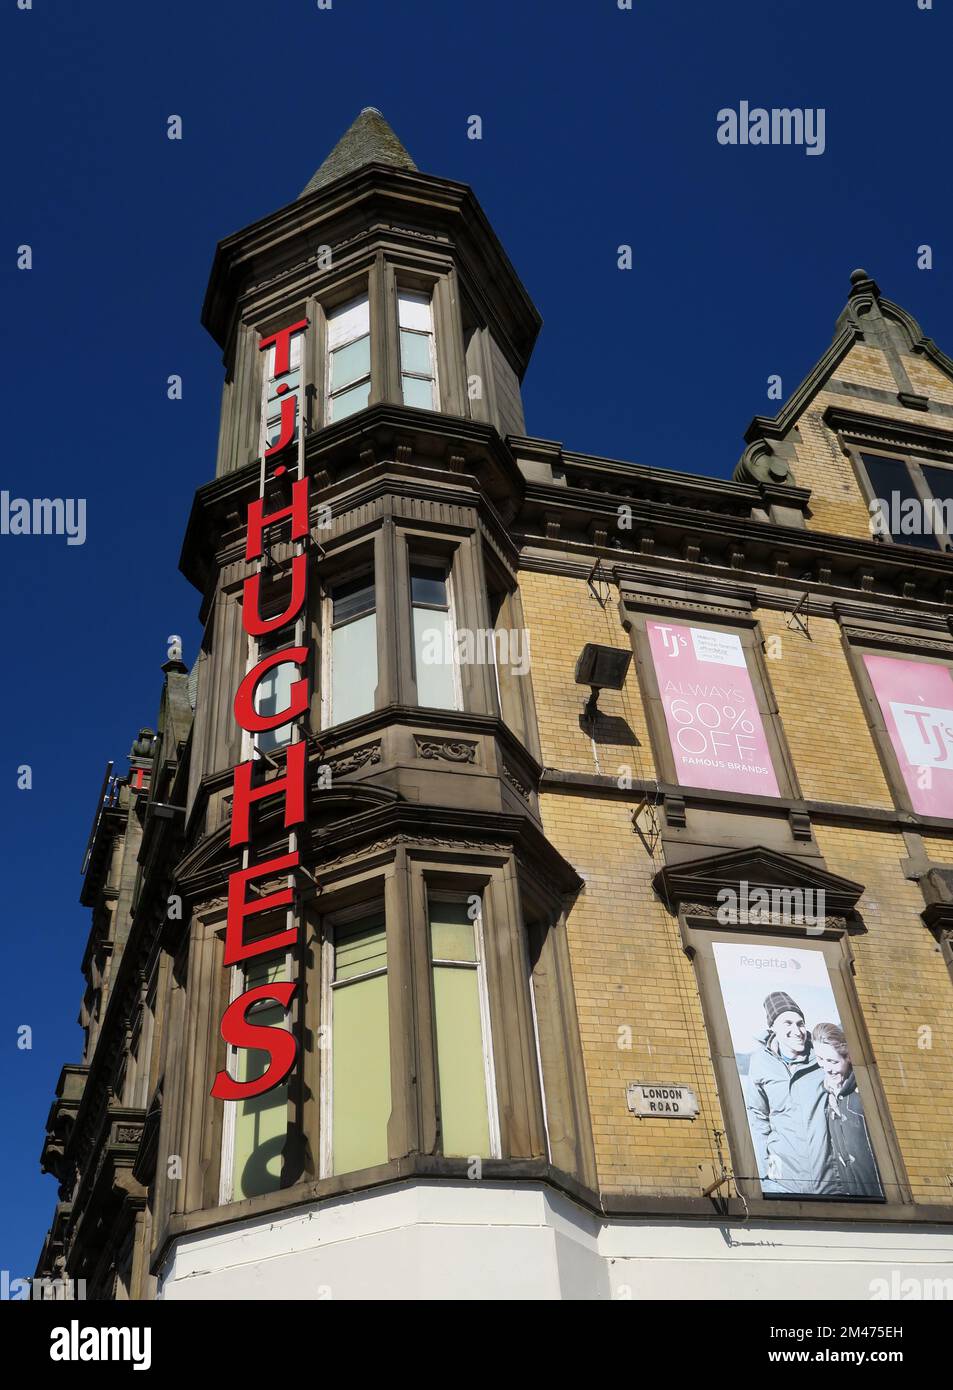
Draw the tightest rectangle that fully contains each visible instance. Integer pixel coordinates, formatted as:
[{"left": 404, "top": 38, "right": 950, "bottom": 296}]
[{"left": 574, "top": 643, "right": 632, "bottom": 719}]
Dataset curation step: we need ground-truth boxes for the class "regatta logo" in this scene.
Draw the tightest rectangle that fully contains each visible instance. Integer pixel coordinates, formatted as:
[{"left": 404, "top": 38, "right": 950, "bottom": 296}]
[
  {"left": 739, "top": 954, "right": 802, "bottom": 971},
  {"left": 420, "top": 626, "right": 531, "bottom": 675},
  {"left": 717, "top": 882, "right": 827, "bottom": 933},
  {"left": 0, "top": 490, "right": 86, "bottom": 545},
  {"left": 50, "top": 1320, "right": 151, "bottom": 1370},
  {"left": 717, "top": 102, "right": 826, "bottom": 156}
]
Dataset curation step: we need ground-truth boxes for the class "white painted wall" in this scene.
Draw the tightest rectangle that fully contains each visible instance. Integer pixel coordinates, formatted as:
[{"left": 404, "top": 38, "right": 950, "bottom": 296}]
[{"left": 157, "top": 1182, "right": 953, "bottom": 1301}]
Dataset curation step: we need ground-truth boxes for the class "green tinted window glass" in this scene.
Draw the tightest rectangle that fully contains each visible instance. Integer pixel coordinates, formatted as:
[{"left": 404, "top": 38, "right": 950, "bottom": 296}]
[
  {"left": 401, "top": 375, "right": 434, "bottom": 410},
  {"left": 332, "top": 971, "right": 390, "bottom": 1174},
  {"left": 332, "top": 576, "right": 375, "bottom": 625},
  {"left": 400, "top": 329, "right": 432, "bottom": 376},
  {"left": 432, "top": 964, "right": 491, "bottom": 1157},
  {"left": 254, "top": 659, "right": 295, "bottom": 752},
  {"left": 331, "top": 611, "right": 377, "bottom": 723},
  {"left": 330, "top": 336, "right": 370, "bottom": 392},
  {"left": 267, "top": 368, "right": 300, "bottom": 401},
  {"left": 334, "top": 919, "right": 387, "bottom": 981},
  {"left": 330, "top": 380, "right": 371, "bottom": 421},
  {"left": 430, "top": 899, "right": 477, "bottom": 961}
]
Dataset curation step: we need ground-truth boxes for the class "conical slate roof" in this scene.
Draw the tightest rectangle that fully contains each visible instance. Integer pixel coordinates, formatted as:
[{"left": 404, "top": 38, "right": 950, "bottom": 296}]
[{"left": 299, "top": 107, "right": 417, "bottom": 198}]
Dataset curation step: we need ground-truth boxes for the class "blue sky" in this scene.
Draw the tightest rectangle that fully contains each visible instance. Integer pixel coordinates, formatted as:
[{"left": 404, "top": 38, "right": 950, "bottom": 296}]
[{"left": 2, "top": 0, "right": 950, "bottom": 1279}]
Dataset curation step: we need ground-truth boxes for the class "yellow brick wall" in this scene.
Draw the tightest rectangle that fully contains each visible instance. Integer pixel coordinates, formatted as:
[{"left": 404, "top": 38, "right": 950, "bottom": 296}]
[
  {"left": 921, "top": 835, "right": 953, "bottom": 867},
  {"left": 904, "top": 352, "right": 953, "bottom": 406},
  {"left": 519, "top": 568, "right": 655, "bottom": 780},
  {"left": 539, "top": 789, "right": 729, "bottom": 1195},
  {"left": 788, "top": 397, "right": 871, "bottom": 540},
  {"left": 835, "top": 343, "right": 896, "bottom": 392},
  {"left": 757, "top": 610, "right": 894, "bottom": 808}
]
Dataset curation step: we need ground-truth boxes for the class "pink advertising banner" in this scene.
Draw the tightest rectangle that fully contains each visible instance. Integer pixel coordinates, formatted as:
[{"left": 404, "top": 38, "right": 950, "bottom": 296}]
[
  {"left": 647, "top": 621, "right": 780, "bottom": 797},
  {"left": 863, "top": 653, "right": 953, "bottom": 817}
]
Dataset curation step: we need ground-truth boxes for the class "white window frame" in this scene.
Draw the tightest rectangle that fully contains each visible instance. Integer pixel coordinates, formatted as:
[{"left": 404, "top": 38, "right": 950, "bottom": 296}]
[
  {"left": 318, "top": 903, "right": 389, "bottom": 1180},
  {"left": 325, "top": 292, "right": 371, "bottom": 423},
  {"left": 398, "top": 289, "right": 439, "bottom": 411},
  {"left": 410, "top": 557, "right": 463, "bottom": 711},
  {"left": 428, "top": 889, "right": 501, "bottom": 1160},
  {"left": 319, "top": 569, "right": 377, "bottom": 729}
]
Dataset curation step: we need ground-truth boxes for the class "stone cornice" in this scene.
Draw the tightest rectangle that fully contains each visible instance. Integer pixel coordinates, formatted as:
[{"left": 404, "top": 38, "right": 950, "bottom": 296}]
[
  {"left": 511, "top": 433, "right": 809, "bottom": 517},
  {"left": 176, "top": 787, "right": 580, "bottom": 908},
  {"left": 824, "top": 404, "right": 953, "bottom": 458},
  {"left": 179, "top": 408, "right": 523, "bottom": 601},
  {"left": 515, "top": 499, "right": 953, "bottom": 611},
  {"left": 538, "top": 768, "right": 953, "bottom": 836},
  {"left": 202, "top": 163, "right": 540, "bottom": 380}
]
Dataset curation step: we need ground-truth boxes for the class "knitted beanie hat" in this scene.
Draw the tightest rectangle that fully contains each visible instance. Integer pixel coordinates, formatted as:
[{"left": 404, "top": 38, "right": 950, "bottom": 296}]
[{"left": 764, "top": 991, "right": 804, "bottom": 1030}]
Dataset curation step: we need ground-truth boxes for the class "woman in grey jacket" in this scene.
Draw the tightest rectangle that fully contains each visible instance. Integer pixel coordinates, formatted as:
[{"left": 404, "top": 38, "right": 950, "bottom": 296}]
[{"left": 812, "top": 1021, "right": 883, "bottom": 1200}]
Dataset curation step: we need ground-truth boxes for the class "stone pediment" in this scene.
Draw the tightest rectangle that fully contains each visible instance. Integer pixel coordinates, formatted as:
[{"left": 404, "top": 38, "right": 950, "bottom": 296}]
[{"left": 653, "top": 845, "right": 863, "bottom": 916}]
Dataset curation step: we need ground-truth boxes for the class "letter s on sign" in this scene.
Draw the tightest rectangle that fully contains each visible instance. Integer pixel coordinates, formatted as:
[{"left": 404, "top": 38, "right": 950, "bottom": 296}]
[{"left": 211, "top": 982, "right": 298, "bottom": 1100}]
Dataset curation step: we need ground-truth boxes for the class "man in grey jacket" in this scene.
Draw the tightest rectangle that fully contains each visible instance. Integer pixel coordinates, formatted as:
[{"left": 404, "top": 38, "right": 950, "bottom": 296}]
[{"left": 745, "top": 991, "right": 841, "bottom": 1197}]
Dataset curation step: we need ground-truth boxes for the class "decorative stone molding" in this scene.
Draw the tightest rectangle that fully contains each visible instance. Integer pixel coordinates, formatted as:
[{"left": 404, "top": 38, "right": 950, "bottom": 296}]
[
  {"left": 114, "top": 1124, "right": 145, "bottom": 1146},
  {"left": 678, "top": 901, "right": 848, "bottom": 932},
  {"left": 414, "top": 737, "right": 478, "bottom": 764},
  {"left": 325, "top": 742, "right": 382, "bottom": 777},
  {"left": 841, "top": 626, "right": 953, "bottom": 656},
  {"left": 313, "top": 831, "right": 513, "bottom": 875},
  {"left": 824, "top": 405, "right": 953, "bottom": 461},
  {"left": 653, "top": 845, "right": 864, "bottom": 918},
  {"left": 503, "top": 762, "right": 531, "bottom": 799}
]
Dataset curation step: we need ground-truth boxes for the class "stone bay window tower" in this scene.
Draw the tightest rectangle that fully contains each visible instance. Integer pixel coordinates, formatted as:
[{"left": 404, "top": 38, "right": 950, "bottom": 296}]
[{"left": 151, "top": 108, "right": 591, "bottom": 1293}]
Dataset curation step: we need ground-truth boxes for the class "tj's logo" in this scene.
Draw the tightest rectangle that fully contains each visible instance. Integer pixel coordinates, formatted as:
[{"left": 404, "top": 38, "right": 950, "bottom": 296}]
[
  {"left": 655, "top": 625, "right": 686, "bottom": 658},
  {"left": 900, "top": 706, "right": 953, "bottom": 764}
]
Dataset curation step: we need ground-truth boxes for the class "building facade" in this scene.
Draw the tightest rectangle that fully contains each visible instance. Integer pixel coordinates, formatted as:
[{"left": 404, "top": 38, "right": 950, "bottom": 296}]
[{"left": 37, "top": 109, "right": 953, "bottom": 1300}]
